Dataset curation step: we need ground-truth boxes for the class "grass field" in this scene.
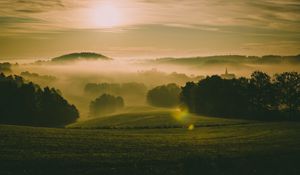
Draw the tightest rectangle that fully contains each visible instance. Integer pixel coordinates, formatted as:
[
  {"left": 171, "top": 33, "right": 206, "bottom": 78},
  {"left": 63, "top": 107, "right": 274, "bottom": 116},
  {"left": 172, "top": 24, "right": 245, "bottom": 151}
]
[
  {"left": 68, "top": 108, "right": 252, "bottom": 129},
  {"left": 1, "top": 110, "right": 300, "bottom": 175}
]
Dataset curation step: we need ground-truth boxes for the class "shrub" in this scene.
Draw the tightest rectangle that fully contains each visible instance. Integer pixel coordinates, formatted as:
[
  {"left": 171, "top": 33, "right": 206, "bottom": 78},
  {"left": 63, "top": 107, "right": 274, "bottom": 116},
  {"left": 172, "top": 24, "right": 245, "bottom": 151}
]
[{"left": 89, "top": 94, "right": 124, "bottom": 117}]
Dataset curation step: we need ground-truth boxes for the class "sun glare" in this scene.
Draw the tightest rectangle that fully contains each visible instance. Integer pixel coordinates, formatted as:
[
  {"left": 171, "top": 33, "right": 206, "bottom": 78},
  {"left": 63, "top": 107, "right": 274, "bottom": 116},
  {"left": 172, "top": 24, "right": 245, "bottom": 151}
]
[{"left": 90, "top": 2, "right": 123, "bottom": 28}]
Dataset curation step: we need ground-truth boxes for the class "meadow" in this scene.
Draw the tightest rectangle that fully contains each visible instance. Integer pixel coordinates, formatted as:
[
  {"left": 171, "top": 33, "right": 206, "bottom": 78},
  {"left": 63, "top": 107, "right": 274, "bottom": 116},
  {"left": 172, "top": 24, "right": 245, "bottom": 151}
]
[
  {"left": 68, "top": 107, "right": 251, "bottom": 129},
  {"left": 1, "top": 110, "right": 300, "bottom": 175}
]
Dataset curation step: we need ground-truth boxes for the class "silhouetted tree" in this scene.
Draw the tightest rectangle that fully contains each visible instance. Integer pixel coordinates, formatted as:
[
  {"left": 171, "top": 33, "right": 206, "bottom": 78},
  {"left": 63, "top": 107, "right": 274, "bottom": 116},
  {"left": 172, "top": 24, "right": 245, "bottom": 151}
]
[
  {"left": 180, "top": 71, "right": 299, "bottom": 120},
  {"left": 89, "top": 94, "right": 124, "bottom": 117},
  {"left": 249, "top": 71, "right": 275, "bottom": 113},
  {"left": 181, "top": 82, "right": 198, "bottom": 112},
  {"left": 274, "top": 72, "right": 300, "bottom": 119},
  {"left": 147, "top": 83, "right": 181, "bottom": 107},
  {"left": 0, "top": 73, "right": 79, "bottom": 126},
  {"left": 181, "top": 76, "right": 249, "bottom": 117}
]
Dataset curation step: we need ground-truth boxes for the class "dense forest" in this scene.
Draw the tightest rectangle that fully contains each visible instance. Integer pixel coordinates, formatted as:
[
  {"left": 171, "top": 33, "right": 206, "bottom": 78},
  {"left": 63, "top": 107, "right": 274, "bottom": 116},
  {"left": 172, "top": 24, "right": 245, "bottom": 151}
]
[
  {"left": 181, "top": 71, "right": 300, "bottom": 120},
  {"left": 0, "top": 73, "right": 79, "bottom": 127}
]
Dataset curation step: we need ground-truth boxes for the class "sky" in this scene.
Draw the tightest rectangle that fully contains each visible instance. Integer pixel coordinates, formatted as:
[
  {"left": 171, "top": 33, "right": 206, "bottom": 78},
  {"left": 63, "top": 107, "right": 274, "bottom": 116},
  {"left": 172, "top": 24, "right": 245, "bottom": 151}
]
[{"left": 0, "top": 0, "right": 300, "bottom": 59}]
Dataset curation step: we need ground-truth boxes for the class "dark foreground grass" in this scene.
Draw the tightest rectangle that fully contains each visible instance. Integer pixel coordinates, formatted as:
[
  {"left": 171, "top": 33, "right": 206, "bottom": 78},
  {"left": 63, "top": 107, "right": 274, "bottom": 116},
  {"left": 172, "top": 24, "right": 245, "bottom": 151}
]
[{"left": 1, "top": 122, "right": 300, "bottom": 175}]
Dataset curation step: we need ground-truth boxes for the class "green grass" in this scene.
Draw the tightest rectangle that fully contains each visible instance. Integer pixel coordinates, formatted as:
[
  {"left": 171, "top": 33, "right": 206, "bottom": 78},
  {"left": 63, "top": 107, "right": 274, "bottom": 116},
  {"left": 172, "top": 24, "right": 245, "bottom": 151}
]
[
  {"left": 68, "top": 109, "right": 252, "bottom": 129},
  {"left": 1, "top": 119, "right": 300, "bottom": 175}
]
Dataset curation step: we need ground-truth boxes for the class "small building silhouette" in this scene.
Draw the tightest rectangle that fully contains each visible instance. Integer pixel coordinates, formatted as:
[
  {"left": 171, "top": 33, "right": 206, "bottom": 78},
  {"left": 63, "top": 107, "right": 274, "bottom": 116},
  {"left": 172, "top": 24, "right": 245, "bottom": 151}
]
[{"left": 221, "top": 68, "right": 236, "bottom": 79}]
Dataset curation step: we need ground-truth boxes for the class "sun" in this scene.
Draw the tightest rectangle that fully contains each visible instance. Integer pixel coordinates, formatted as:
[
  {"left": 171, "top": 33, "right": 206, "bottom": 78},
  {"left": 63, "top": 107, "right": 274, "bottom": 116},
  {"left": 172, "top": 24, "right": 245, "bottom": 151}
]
[{"left": 90, "top": 2, "right": 123, "bottom": 28}]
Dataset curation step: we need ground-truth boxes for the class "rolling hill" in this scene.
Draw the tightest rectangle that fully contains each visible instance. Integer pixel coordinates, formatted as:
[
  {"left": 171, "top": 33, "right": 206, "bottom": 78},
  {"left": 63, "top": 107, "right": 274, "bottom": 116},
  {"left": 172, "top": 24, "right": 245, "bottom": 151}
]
[
  {"left": 68, "top": 108, "right": 253, "bottom": 129},
  {"left": 154, "top": 54, "right": 300, "bottom": 66}
]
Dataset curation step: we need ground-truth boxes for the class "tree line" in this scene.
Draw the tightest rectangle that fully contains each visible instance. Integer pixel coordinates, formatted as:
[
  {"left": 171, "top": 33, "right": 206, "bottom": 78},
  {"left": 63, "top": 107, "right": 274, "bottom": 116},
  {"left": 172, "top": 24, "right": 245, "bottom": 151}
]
[
  {"left": 0, "top": 73, "right": 79, "bottom": 126},
  {"left": 181, "top": 71, "right": 300, "bottom": 120},
  {"left": 85, "top": 82, "right": 147, "bottom": 96}
]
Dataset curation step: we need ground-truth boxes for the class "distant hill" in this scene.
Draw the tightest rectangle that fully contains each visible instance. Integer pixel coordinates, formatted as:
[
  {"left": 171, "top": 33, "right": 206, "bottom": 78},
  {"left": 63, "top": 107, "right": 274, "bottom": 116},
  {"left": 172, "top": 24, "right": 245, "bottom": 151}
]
[
  {"left": 51, "top": 52, "right": 112, "bottom": 62},
  {"left": 155, "top": 54, "right": 300, "bottom": 66}
]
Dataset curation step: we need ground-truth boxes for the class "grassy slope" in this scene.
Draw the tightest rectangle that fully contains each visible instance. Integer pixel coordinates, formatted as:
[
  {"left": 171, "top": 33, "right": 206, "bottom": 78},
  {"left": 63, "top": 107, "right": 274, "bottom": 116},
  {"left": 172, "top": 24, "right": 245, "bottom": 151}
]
[
  {"left": 68, "top": 109, "right": 252, "bottom": 129},
  {"left": 1, "top": 121, "right": 300, "bottom": 175}
]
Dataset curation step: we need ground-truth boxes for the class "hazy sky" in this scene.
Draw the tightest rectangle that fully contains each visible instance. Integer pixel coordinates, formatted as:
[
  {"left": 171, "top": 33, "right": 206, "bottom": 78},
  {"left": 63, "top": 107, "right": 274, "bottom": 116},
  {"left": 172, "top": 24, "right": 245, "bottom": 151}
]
[{"left": 0, "top": 0, "right": 300, "bottom": 59}]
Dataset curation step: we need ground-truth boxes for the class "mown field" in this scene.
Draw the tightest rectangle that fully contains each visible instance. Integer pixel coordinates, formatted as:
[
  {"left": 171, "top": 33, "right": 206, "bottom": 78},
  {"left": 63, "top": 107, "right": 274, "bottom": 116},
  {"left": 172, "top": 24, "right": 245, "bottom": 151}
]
[{"left": 1, "top": 111, "right": 300, "bottom": 175}]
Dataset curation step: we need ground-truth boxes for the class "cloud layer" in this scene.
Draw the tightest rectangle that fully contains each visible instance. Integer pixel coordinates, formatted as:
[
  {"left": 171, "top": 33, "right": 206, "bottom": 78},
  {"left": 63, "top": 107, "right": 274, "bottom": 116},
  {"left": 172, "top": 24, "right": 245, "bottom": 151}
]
[
  {"left": 0, "top": 0, "right": 299, "bottom": 58},
  {"left": 1, "top": 0, "right": 299, "bottom": 33}
]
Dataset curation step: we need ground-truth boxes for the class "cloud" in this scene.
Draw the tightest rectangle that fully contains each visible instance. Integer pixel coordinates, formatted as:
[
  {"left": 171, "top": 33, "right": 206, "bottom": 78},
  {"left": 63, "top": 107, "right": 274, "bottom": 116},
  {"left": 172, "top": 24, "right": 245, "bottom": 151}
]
[
  {"left": 0, "top": 0, "right": 299, "bottom": 35},
  {"left": 0, "top": 0, "right": 65, "bottom": 14},
  {"left": 134, "top": 0, "right": 300, "bottom": 34},
  {"left": 0, "top": 16, "right": 41, "bottom": 24}
]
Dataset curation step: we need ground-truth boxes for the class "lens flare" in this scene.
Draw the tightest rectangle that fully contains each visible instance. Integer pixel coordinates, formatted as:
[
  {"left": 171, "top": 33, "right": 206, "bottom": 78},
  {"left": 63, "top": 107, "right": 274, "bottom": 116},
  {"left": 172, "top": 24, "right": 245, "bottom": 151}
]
[
  {"left": 172, "top": 107, "right": 196, "bottom": 130},
  {"left": 188, "top": 124, "right": 194, "bottom": 130},
  {"left": 172, "top": 107, "right": 189, "bottom": 122}
]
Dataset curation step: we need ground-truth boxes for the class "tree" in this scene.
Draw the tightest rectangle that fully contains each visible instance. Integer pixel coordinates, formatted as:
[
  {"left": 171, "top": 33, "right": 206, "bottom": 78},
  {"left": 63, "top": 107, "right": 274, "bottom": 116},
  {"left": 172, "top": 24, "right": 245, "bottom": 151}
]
[
  {"left": 0, "top": 73, "right": 79, "bottom": 126},
  {"left": 249, "top": 71, "right": 275, "bottom": 113},
  {"left": 181, "top": 76, "right": 249, "bottom": 117},
  {"left": 181, "top": 82, "right": 198, "bottom": 112},
  {"left": 274, "top": 72, "right": 300, "bottom": 119},
  {"left": 180, "top": 71, "right": 299, "bottom": 120},
  {"left": 147, "top": 83, "right": 181, "bottom": 107},
  {"left": 89, "top": 94, "right": 124, "bottom": 117}
]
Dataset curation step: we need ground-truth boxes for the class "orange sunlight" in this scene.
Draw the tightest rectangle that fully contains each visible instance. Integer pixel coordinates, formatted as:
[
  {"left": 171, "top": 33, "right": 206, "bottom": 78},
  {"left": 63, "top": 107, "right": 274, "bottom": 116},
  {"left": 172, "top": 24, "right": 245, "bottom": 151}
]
[{"left": 88, "top": 1, "right": 124, "bottom": 28}]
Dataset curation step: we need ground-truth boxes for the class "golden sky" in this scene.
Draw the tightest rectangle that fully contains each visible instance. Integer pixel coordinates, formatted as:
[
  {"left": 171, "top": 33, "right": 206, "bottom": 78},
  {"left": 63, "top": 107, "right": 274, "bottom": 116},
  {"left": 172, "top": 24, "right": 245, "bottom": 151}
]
[{"left": 0, "top": 0, "right": 299, "bottom": 59}]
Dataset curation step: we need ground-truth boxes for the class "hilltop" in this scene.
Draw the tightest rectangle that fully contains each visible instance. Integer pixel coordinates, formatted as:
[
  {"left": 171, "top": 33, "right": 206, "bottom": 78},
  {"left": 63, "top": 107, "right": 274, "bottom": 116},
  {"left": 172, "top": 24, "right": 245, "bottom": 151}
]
[{"left": 51, "top": 52, "right": 112, "bottom": 62}]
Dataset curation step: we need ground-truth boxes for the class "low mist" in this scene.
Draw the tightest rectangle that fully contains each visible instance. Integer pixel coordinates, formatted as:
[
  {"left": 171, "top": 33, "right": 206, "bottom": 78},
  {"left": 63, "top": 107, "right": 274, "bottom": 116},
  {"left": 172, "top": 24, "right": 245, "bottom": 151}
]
[{"left": 3, "top": 54, "right": 300, "bottom": 119}]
